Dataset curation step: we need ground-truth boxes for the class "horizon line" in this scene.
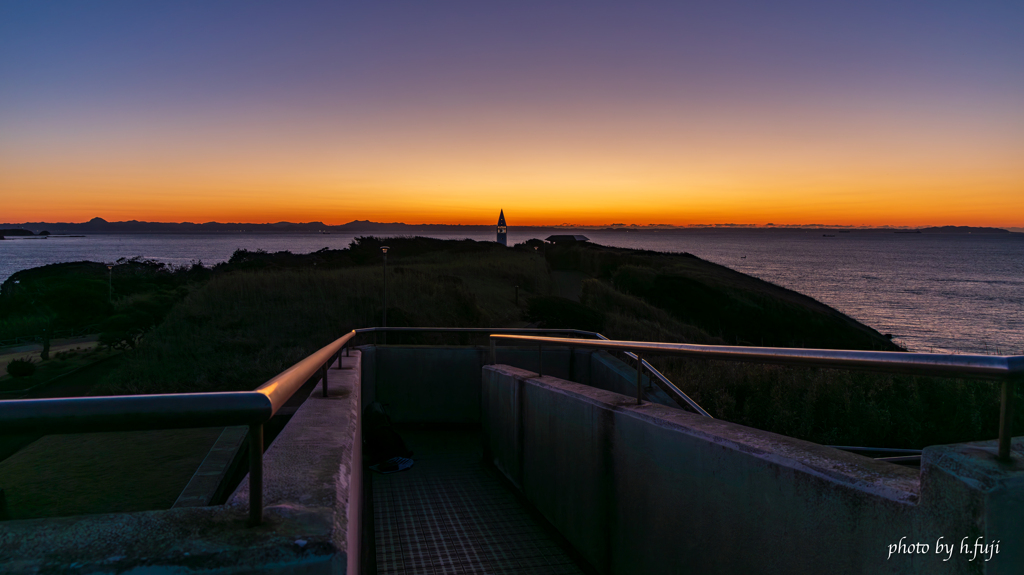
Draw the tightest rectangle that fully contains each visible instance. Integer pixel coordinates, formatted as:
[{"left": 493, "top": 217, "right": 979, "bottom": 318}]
[{"left": 1, "top": 218, "right": 1020, "bottom": 232}]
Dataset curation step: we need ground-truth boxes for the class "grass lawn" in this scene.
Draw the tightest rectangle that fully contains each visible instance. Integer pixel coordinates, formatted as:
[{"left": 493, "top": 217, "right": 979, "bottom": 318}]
[{"left": 0, "top": 427, "right": 223, "bottom": 520}]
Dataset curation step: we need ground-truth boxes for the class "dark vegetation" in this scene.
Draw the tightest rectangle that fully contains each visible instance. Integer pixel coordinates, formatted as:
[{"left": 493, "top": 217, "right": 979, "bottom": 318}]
[
  {"left": 2, "top": 237, "right": 1018, "bottom": 450},
  {"left": 5, "top": 358, "right": 35, "bottom": 378},
  {"left": 0, "top": 258, "right": 203, "bottom": 346}
]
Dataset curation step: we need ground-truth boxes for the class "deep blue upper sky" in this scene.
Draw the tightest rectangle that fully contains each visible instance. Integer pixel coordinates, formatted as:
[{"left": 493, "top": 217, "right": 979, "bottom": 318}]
[{"left": 2, "top": 1, "right": 1022, "bottom": 225}]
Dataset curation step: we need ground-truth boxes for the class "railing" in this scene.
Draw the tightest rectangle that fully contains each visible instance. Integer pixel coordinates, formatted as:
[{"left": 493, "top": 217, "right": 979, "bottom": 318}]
[
  {"left": 3, "top": 327, "right": 1018, "bottom": 527},
  {"left": 0, "top": 326, "right": 692, "bottom": 526},
  {"left": 0, "top": 330, "right": 357, "bottom": 525},
  {"left": 489, "top": 334, "right": 1023, "bottom": 461}
]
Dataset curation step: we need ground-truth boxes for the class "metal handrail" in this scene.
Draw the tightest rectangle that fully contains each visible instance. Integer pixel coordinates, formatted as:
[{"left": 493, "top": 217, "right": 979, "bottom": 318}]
[
  {"left": 354, "top": 327, "right": 595, "bottom": 336},
  {"left": 591, "top": 333, "right": 712, "bottom": 418},
  {"left": 489, "top": 334, "right": 1022, "bottom": 460},
  {"left": 0, "top": 326, "right": 698, "bottom": 527},
  {"left": 0, "top": 329, "right": 357, "bottom": 525},
  {"left": 4, "top": 326, "right": 1015, "bottom": 527}
]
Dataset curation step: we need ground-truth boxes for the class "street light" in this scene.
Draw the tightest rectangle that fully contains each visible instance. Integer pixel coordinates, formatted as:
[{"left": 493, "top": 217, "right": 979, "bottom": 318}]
[
  {"left": 381, "top": 246, "right": 389, "bottom": 344},
  {"left": 106, "top": 264, "right": 113, "bottom": 303}
]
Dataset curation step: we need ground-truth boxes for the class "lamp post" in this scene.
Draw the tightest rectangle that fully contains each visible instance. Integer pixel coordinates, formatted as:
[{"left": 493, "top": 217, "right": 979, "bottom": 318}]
[
  {"left": 106, "top": 264, "right": 113, "bottom": 303},
  {"left": 381, "top": 246, "right": 389, "bottom": 344}
]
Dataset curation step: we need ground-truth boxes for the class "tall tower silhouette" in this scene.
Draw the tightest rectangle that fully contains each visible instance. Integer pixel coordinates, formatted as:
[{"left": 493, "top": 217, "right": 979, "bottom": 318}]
[{"left": 496, "top": 209, "right": 507, "bottom": 246}]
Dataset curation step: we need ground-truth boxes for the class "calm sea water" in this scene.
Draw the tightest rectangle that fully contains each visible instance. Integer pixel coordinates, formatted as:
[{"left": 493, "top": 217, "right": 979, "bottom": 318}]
[{"left": 2, "top": 229, "right": 1022, "bottom": 355}]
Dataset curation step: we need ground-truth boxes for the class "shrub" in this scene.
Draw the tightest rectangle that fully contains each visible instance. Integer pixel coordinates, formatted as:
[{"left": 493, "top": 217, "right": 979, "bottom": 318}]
[{"left": 6, "top": 357, "right": 36, "bottom": 378}]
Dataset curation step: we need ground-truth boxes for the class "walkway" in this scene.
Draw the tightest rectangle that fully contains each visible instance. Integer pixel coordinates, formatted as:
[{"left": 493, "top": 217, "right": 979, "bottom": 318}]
[{"left": 372, "top": 428, "right": 589, "bottom": 575}]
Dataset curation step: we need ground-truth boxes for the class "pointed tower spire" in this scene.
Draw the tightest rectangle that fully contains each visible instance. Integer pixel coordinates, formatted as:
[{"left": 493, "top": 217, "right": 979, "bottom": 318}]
[{"left": 496, "top": 209, "right": 507, "bottom": 246}]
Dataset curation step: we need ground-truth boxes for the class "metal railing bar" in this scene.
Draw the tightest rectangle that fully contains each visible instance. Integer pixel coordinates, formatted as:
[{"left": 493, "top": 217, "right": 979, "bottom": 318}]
[
  {"left": 593, "top": 334, "right": 712, "bottom": 418},
  {"left": 873, "top": 455, "right": 922, "bottom": 465},
  {"left": 490, "top": 335, "right": 1024, "bottom": 381},
  {"left": 255, "top": 331, "right": 356, "bottom": 415},
  {"left": 0, "top": 392, "right": 272, "bottom": 434},
  {"left": 355, "top": 327, "right": 596, "bottom": 336},
  {"left": 0, "top": 329, "right": 358, "bottom": 526},
  {"left": 828, "top": 446, "right": 923, "bottom": 455},
  {"left": 492, "top": 334, "right": 1021, "bottom": 461}
]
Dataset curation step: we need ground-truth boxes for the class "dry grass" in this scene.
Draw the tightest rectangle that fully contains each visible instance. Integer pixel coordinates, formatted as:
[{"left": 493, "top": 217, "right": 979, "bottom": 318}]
[
  {"left": 97, "top": 248, "right": 548, "bottom": 395},
  {"left": 0, "top": 428, "right": 222, "bottom": 520}
]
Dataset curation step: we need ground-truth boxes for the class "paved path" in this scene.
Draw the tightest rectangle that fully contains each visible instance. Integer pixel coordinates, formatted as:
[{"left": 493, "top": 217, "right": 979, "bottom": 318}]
[
  {"left": 0, "top": 335, "right": 99, "bottom": 366},
  {"left": 373, "top": 428, "right": 589, "bottom": 575}
]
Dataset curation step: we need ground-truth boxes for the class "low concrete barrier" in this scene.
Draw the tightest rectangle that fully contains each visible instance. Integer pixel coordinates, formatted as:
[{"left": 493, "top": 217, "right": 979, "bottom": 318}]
[
  {"left": 359, "top": 345, "right": 595, "bottom": 423},
  {"left": 482, "top": 364, "right": 1024, "bottom": 575}
]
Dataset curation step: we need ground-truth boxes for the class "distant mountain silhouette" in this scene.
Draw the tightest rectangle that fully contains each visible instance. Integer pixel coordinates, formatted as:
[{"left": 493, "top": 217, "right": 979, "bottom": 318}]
[
  {"left": 0, "top": 218, "right": 493, "bottom": 234},
  {"left": 919, "top": 226, "right": 1010, "bottom": 234}
]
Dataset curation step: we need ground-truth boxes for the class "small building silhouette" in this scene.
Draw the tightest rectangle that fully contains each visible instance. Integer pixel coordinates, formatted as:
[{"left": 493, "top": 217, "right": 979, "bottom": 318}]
[{"left": 497, "top": 210, "right": 507, "bottom": 246}]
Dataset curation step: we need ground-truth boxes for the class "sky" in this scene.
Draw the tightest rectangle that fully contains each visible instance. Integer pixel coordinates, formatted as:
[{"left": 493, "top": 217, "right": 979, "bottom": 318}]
[{"left": 1, "top": 1, "right": 1022, "bottom": 227}]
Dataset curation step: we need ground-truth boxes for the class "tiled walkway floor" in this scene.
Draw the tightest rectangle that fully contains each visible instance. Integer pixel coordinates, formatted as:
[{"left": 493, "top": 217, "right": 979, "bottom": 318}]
[{"left": 372, "top": 428, "right": 588, "bottom": 575}]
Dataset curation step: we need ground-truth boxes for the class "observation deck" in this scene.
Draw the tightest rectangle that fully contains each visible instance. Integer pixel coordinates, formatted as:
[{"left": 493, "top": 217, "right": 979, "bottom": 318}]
[{"left": 0, "top": 328, "right": 1021, "bottom": 574}]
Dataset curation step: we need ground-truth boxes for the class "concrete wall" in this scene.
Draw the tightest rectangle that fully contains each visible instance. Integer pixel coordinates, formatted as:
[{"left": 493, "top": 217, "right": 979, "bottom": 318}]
[
  {"left": 482, "top": 364, "right": 1024, "bottom": 575},
  {"left": 359, "top": 345, "right": 594, "bottom": 423},
  {"left": 360, "top": 345, "right": 485, "bottom": 424}
]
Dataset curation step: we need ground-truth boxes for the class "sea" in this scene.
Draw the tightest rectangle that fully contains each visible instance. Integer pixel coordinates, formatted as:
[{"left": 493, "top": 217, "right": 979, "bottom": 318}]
[{"left": 2, "top": 229, "right": 1022, "bottom": 355}]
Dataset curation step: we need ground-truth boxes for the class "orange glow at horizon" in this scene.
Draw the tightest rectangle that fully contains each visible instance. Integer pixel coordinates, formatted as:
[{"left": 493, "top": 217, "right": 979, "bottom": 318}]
[
  {"left": 3, "top": 138, "right": 1022, "bottom": 228},
  {"left": 2, "top": 85, "right": 1022, "bottom": 229}
]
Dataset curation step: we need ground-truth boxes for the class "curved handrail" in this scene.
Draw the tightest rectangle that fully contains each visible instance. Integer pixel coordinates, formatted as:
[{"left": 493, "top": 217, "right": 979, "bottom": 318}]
[
  {"left": 0, "top": 392, "right": 271, "bottom": 434},
  {"left": 256, "top": 330, "right": 356, "bottom": 415}
]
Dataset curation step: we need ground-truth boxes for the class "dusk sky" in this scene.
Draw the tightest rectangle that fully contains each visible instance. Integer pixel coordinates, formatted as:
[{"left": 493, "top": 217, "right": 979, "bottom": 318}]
[{"left": 2, "top": 1, "right": 1022, "bottom": 227}]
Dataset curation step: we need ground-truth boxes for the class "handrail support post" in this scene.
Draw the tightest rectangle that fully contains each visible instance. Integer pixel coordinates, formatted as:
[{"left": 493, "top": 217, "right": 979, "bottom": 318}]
[
  {"left": 569, "top": 346, "right": 575, "bottom": 381},
  {"left": 489, "top": 339, "right": 496, "bottom": 365},
  {"left": 636, "top": 353, "right": 644, "bottom": 405},
  {"left": 538, "top": 344, "right": 543, "bottom": 377},
  {"left": 999, "top": 379, "right": 1016, "bottom": 461},
  {"left": 248, "top": 423, "right": 264, "bottom": 526},
  {"left": 321, "top": 364, "right": 329, "bottom": 398}
]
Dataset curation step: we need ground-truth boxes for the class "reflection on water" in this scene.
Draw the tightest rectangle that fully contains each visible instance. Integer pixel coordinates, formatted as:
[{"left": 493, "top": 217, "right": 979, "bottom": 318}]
[{"left": 2, "top": 230, "right": 1022, "bottom": 355}]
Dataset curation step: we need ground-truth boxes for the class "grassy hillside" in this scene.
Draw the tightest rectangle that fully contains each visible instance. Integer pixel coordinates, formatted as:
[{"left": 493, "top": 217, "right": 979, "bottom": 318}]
[
  {"left": 547, "top": 242, "right": 900, "bottom": 350},
  {"left": 97, "top": 239, "right": 546, "bottom": 394},
  {"left": 9, "top": 236, "right": 1007, "bottom": 449}
]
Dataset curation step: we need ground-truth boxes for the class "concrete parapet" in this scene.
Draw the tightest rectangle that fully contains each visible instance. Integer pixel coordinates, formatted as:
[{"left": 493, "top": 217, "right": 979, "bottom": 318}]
[
  {"left": 359, "top": 344, "right": 594, "bottom": 424},
  {"left": 0, "top": 352, "right": 363, "bottom": 574},
  {"left": 482, "top": 364, "right": 1023, "bottom": 575}
]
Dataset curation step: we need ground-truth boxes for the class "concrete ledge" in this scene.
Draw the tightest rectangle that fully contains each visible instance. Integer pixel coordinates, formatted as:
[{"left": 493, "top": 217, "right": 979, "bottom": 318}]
[
  {"left": 482, "top": 364, "right": 1023, "bottom": 575},
  {"left": 0, "top": 352, "right": 363, "bottom": 574},
  {"left": 173, "top": 426, "right": 249, "bottom": 508}
]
